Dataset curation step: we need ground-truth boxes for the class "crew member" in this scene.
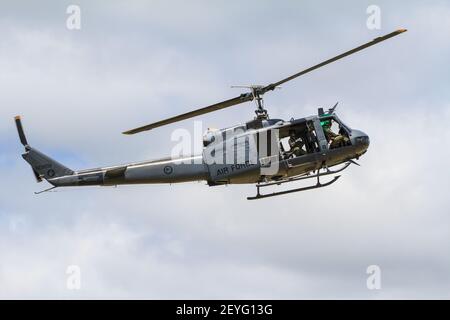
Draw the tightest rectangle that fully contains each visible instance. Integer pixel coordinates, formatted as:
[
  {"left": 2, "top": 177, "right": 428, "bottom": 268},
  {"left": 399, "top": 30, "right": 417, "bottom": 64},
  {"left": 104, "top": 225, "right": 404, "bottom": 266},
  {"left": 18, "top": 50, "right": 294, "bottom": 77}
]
[
  {"left": 288, "top": 130, "right": 305, "bottom": 157},
  {"left": 322, "top": 119, "right": 348, "bottom": 149}
]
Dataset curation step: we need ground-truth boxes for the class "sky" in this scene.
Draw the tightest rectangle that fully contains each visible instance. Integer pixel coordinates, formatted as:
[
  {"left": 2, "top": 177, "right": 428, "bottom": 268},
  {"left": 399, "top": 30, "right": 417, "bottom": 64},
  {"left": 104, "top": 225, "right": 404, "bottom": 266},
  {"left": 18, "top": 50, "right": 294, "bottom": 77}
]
[{"left": 0, "top": 0, "right": 450, "bottom": 299}]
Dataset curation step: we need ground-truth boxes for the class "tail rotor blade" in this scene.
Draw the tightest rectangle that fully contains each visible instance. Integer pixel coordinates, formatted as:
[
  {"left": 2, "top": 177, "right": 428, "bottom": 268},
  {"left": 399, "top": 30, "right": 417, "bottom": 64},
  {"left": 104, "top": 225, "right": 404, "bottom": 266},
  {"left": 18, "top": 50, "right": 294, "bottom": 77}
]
[
  {"left": 14, "top": 116, "right": 29, "bottom": 147},
  {"left": 14, "top": 116, "right": 42, "bottom": 182}
]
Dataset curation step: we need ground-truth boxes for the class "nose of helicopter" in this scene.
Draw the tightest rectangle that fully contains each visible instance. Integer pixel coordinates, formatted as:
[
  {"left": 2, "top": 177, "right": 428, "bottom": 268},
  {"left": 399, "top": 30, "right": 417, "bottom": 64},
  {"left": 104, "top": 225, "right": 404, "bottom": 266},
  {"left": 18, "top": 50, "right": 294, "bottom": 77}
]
[{"left": 351, "top": 130, "right": 370, "bottom": 152}]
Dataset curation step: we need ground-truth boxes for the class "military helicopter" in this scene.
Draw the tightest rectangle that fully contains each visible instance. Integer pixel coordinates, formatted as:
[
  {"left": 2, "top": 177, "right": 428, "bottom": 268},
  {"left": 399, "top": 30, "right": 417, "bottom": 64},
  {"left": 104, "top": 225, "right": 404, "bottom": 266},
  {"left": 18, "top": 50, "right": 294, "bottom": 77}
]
[{"left": 15, "top": 29, "right": 406, "bottom": 200}]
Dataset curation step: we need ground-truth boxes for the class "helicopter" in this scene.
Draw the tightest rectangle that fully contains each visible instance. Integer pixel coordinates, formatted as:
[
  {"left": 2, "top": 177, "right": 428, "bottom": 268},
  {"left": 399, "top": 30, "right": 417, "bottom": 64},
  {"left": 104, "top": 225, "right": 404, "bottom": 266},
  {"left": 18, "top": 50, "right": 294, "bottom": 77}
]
[{"left": 15, "top": 29, "right": 406, "bottom": 200}]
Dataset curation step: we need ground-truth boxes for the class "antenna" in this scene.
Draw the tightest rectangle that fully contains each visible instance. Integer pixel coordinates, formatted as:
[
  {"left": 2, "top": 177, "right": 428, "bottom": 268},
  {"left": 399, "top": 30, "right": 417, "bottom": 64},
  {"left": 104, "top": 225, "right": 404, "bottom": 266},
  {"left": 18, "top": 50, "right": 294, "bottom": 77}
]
[{"left": 329, "top": 102, "right": 339, "bottom": 113}]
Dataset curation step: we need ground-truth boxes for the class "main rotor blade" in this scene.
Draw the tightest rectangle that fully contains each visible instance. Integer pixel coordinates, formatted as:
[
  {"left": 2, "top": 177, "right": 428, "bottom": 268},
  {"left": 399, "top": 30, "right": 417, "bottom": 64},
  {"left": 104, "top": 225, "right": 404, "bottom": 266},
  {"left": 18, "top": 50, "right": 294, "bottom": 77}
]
[
  {"left": 122, "top": 92, "right": 254, "bottom": 134},
  {"left": 262, "top": 29, "right": 407, "bottom": 93},
  {"left": 123, "top": 29, "right": 406, "bottom": 134}
]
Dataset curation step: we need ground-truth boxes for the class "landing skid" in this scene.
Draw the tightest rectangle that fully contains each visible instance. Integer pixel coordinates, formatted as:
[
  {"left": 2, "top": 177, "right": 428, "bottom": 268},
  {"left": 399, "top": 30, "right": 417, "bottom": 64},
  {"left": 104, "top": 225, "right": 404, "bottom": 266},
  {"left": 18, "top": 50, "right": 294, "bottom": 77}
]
[
  {"left": 247, "top": 176, "right": 340, "bottom": 200},
  {"left": 247, "top": 161, "right": 354, "bottom": 200}
]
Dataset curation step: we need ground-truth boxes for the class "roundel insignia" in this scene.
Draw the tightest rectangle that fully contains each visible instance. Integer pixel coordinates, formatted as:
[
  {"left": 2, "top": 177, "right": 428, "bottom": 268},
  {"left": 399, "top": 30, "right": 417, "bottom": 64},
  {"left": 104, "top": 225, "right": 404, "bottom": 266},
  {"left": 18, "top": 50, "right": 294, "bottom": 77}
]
[
  {"left": 163, "top": 166, "right": 173, "bottom": 175},
  {"left": 47, "top": 169, "right": 55, "bottom": 177}
]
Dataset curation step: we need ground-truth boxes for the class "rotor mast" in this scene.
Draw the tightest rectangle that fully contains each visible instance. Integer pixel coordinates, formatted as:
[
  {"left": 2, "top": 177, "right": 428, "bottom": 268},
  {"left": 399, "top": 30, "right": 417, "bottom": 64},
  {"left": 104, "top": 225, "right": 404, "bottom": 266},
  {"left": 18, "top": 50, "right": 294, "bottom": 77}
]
[
  {"left": 230, "top": 85, "right": 278, "bottom": 119},
  {"left": 253, "top": 87, "right": 267, "bottom": 119}
]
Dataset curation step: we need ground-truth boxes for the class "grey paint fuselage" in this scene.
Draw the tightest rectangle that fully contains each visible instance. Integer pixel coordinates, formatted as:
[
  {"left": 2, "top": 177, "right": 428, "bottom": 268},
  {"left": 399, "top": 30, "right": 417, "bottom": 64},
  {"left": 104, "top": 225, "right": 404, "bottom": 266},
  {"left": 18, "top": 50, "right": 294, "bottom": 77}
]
[{"left": 46, "top": 116, "right": 370, "bottom": 188}]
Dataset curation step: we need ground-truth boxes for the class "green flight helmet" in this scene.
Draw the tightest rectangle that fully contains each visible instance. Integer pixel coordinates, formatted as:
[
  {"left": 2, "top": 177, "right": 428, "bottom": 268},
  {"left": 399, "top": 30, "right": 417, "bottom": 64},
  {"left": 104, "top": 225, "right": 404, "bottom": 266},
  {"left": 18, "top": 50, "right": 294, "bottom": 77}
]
[{"left": 320, "top": 113, "right": 332, "bottom": 128}]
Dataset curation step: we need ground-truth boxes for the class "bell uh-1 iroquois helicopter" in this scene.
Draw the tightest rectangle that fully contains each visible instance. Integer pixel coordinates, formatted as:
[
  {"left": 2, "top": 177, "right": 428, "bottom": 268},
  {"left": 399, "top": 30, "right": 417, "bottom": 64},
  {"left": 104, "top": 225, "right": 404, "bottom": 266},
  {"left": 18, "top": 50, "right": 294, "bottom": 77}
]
[{"left": 15, "top": 29, "right": 406, "bottom": 200}]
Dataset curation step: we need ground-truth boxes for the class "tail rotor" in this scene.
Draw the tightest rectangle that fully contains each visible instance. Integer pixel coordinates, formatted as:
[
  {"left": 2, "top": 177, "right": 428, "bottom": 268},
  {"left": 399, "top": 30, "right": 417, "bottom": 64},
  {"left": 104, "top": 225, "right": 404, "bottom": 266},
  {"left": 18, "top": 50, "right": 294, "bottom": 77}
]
[
  {"left": 15, "top": 116, "right": 29, "bottom": 149},
  {"left": 15, "top": 116, "right": 42, "bottom": 182}
]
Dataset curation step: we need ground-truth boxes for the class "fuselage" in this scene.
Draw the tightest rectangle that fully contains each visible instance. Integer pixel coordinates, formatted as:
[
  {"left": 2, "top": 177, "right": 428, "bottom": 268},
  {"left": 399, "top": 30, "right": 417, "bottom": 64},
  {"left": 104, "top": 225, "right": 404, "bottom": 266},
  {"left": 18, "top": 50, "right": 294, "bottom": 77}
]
[{"left": 46, "top": 113, "right": 369, "bottom": 188}]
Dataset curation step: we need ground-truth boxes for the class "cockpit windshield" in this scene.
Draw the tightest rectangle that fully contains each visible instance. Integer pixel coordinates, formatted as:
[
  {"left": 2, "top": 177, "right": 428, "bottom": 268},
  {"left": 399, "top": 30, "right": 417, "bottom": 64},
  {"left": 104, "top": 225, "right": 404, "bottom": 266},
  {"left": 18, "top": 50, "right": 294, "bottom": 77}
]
[{"left": 320, "top": 114, "right": 351, "bottom": 135}]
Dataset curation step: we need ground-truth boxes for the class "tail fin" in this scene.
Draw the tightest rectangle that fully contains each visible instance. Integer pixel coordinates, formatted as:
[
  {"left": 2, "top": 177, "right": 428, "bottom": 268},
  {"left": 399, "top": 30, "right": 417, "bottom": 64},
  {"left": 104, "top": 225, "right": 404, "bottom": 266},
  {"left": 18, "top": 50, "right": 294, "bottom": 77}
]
[{"left": 14, "top": 116, "right": 74, "bottom": 182}]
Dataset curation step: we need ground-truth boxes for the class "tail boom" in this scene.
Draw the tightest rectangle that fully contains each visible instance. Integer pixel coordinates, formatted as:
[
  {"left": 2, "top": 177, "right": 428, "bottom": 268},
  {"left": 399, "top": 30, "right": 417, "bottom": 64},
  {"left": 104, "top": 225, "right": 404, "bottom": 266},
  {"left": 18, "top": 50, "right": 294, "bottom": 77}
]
[{"left": 15, "top": 116, "right": 208, "bottom": 189}]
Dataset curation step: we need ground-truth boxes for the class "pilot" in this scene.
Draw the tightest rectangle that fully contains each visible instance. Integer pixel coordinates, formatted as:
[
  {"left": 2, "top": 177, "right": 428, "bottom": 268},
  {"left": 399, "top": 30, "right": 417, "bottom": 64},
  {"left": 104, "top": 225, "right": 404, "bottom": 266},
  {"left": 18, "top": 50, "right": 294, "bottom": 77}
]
[
  {"left": 288, "top": 130, "right": 306, "bottom": 157},
  {"left": 322, "top": 119, "right": 348, "bottom": 149},
  {"left": 322, "top": 119, "right": 336, "bottom": 141}
]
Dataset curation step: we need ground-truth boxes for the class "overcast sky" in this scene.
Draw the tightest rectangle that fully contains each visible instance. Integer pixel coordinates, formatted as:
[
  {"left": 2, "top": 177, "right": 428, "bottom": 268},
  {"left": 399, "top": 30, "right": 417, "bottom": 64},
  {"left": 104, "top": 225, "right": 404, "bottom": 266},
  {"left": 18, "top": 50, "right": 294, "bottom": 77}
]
[{"left": 1, "top": 0, "right": 450, "bottom": 299}]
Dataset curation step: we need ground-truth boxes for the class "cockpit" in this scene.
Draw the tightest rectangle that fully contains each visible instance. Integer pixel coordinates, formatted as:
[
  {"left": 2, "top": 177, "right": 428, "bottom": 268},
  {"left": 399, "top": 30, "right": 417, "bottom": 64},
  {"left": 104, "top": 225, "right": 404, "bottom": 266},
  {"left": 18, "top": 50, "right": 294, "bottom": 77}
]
[
  {"left": 279, "top": 113, "right": 353, "bottom": 160},
  {"left": 319, "top": 114, "right": 352, "bottom": 149}
]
